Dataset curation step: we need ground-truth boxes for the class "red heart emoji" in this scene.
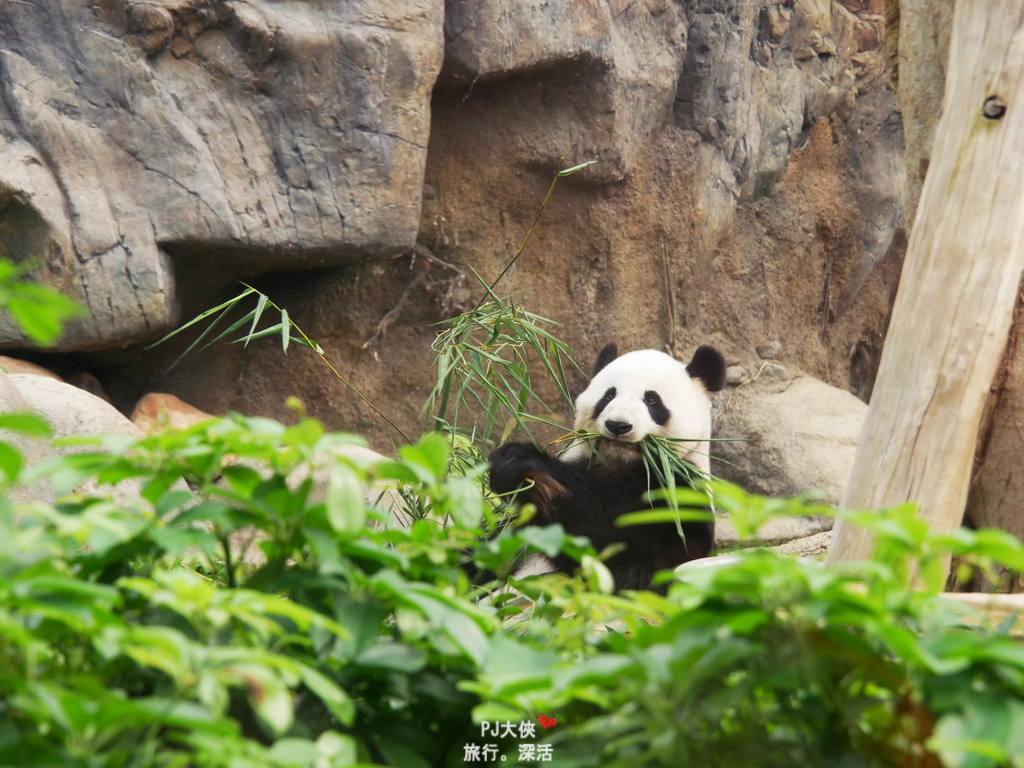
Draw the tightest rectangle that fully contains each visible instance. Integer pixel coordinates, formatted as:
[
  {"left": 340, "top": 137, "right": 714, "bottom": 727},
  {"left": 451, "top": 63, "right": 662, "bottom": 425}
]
[{"left": 537, "top": 715, "right": 558, "bottom": 729}]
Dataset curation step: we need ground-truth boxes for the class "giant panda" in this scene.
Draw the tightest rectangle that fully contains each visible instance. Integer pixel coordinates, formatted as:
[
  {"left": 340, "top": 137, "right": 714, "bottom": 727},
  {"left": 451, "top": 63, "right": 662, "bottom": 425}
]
[{"left": 488, "top": 342, "right": 727, "bottom": 592}]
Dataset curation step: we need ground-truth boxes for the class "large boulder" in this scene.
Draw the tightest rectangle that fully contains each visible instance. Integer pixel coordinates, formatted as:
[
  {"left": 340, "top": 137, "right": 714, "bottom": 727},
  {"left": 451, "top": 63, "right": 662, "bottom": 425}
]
[
  {"left": 5, "top": 373, "right": 144, "bottom": 505},
  {"left": 712, "top": 375, "right": 867, "bottom": 507},
  {"left": 0, "top": 357, "right": 63, "bottom": 380},
  {"left": 132, "top": 392, "right": 218, "bottom": 434},
  {"left": 0, "top": 372, "right": 46, "bottom": 505},
  {"left": 0, "top": 0, "right": 444, "bottom": 349},
  {"left": 10, "top": 374, "right": 143, "bottom": 441}
]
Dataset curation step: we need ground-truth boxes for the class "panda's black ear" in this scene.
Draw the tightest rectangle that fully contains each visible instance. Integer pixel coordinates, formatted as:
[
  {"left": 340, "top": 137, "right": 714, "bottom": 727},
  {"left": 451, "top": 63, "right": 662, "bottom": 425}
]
[
  {"left": 686, "top": 345, "right": 726, "bottom": 392},
  {"left": 592, "top": 342, "right": 618, "bottom": 377}
]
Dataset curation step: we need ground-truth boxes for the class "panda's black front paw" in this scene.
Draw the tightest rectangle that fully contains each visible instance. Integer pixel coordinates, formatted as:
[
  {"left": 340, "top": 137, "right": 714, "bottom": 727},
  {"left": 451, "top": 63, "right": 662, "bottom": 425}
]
[{"left": 488, "top": 442, "right": 551, "bottom": 496}]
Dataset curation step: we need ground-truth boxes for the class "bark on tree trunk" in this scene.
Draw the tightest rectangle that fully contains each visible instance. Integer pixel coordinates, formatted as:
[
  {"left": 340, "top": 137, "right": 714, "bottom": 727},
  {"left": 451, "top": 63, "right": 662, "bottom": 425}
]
[
  {"left": 892, "top": 0, "right": 953, "bottom": 231},
  {"left": 827, "top": 0, "right": 1024, "bottom": 568}
]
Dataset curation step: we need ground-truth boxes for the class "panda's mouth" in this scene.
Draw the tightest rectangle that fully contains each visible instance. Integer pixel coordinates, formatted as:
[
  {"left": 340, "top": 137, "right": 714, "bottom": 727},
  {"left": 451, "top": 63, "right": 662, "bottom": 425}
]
[
  {"left": 603, "top": 436, "right": 640, "bottom": 447},
  {"left": 598, "top": 430, "right": 643, "bottom": 446},
  {"left": 594, "top": 436, "right": 643, "bottom": 464}
]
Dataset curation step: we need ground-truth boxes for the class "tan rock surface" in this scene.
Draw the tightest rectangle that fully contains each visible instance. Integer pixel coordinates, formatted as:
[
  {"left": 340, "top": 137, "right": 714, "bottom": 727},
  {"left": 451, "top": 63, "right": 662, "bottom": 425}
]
[
  {"left": 0, "top": 0, "right": 444, "bottom": 349},
  {"left": 3, "top": 1, "right": 904, "bottom": 495}
]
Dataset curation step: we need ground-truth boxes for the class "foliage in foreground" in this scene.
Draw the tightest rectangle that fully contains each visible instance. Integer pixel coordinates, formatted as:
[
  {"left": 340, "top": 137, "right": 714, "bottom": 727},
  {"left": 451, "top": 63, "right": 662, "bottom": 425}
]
[
  {"left": 2, "top": 413, "right": 1024, "bottom": 768},
  {"left": 6, "top": 175, "right": 1024, "bottom": 767}
]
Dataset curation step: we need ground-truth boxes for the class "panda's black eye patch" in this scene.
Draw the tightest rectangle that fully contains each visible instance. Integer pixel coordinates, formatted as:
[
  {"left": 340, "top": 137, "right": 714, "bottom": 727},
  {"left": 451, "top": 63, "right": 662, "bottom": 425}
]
[
  {"left": 644, "top": 391, "right": 670, "bottom": 426},
  {"left": 593, "top": 387, "right": 616, "bottom": 420}
]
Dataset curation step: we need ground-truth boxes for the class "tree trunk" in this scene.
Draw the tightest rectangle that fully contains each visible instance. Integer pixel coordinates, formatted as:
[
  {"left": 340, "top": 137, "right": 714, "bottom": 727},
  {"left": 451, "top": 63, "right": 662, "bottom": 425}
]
[
  {"left": 827, "top": 0, "right": 1024, "bottom": 568},
  {"left": 892, "top": 0, "right": 953, "bottom": 230}
]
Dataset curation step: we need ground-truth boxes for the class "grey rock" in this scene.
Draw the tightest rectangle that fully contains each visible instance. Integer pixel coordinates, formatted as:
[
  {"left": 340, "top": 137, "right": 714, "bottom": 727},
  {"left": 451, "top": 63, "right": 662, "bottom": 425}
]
[
  {"left": 10, "top": 374, "right": 143, "bottom": 440},
  {"left": 0, "top": 0, "right": 903, "bottom": 480},
  {"left": 6, "top": 373, "right": 145, "bottom": 505},
  {"left": 771, "top": 530, "right": 833, "bottom": 559},
  {"left": 764, "top": 363, "right": 789, "bottom": 380},
  {"left": 756, "top": 341, "right": 783, "bottom": 359},
  {"left": 677, "top": 0, "right": 903, "bottom": 307},
  {"left": 712, "top": 375, "right": 867, "bottom": 506},
  {"left": 0, "top": 371, "right": 28, "bottom": 412},
  {"left": 0, "top": 372, "right": 47, "bottom": 505},
  {"left": 716, "top": 514, "right": 833, "bottom": 547},
  {"left": 0, "top": 358, "right": 62, "bottom": 380},
  {"left": 439, "top": 0, "right": 687, "bottom": 183},
  {"left": 0, "top": 0, "right": 444, "bottom": 349},
  {"left": 726, "top": 365, "right": 749, "bottom": 386}
]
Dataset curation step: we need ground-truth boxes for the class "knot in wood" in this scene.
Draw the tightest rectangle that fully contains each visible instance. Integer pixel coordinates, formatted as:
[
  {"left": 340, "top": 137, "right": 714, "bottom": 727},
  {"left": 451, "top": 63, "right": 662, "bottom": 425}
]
[{"left": 983, "top": 96, "right": 1007, "bottom": 120}]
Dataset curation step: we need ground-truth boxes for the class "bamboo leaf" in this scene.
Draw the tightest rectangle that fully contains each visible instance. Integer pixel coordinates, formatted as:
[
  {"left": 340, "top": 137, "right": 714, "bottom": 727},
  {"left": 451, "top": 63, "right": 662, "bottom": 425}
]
[
  {"left": 202, "top": 308, "right": 257, "bottom": 351},
  {"left": 245, "top": 293, "right": 269, "bottom": 348},
  {"left": 228, "top": 325, "right": 315, "bottom": 349},
  {"left": 557, "top": 159, "right": 597, "bottom": 176},
  {"left": 145, "top": 287, "right": 256, "bottom": 350},
  {"left": 165, "top": 305, "right": 232, "bottom": 371}
]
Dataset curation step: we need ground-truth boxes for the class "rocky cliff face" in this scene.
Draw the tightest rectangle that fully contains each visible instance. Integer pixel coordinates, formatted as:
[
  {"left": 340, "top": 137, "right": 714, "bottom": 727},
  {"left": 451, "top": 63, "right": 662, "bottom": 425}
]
[
  {"left": 1, "top": 0, "right": 904, "bottom": 455},
  {"left": 0, "top": 0, "right": 442, "bottom": 348}
]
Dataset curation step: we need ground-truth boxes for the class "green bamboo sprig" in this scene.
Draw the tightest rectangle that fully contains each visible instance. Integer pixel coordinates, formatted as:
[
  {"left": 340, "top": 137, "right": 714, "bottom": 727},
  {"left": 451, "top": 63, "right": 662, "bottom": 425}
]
[{"left": 147, "top": 284, "right": 410, "bottom": 443}]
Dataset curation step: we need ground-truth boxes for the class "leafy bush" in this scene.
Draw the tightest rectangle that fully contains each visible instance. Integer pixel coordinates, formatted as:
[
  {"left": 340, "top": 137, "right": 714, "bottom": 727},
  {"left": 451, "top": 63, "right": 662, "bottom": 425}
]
[
  {"left": 4, "top": 412, "right": 1024, "bottom": 767},
  {"left": 3, "top": 422, "right": 462, "bottom": 765},
  {"left": 6, "top": 188, "right": 1024, "bottom": 768}
]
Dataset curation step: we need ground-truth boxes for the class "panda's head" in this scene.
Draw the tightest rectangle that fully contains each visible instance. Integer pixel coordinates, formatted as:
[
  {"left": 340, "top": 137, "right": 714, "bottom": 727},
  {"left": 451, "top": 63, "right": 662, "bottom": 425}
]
[{"left": 571, "top": 343, "right": 727, "bottom": 470}]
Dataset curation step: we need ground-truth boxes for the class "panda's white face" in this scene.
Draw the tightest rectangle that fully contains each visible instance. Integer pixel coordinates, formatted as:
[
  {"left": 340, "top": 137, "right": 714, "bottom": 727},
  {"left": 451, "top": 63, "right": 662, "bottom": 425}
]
[{"left": 569, "top": 348, "right": 722, "bottom": 472}]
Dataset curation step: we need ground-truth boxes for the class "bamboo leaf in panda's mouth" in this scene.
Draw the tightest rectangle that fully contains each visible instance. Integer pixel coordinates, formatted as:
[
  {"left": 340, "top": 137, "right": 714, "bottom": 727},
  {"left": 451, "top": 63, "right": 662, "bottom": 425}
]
[{"left": 635, "top": 435, "right": 715, "bottom": 544}]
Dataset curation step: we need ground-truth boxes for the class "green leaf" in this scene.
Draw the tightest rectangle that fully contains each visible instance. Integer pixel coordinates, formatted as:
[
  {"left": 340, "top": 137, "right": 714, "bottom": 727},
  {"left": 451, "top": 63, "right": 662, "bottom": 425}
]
[
  {"left": 255, "top": 684, "right": 294, "bottom": 738},
  {"left": 354, "top": 642, "right": 428, "bottom": 673},
  {"left": 325, "top": 464, "right": 366, "bottom": 535},
  {"left": 551, "top": 652, "right": 640, "bottom": 690},
  {"left": 315, "top": 732, "right": 358, "bottom": 766},
  {"left": 6, "top": 283, "right": 85, "bottom": 347},
  {"left": 446, "top": 476, "right": 483, "bottom": 528},
  {"left": 15, "top": 575, "right": 123, "bottom": 607},
  {"left": 517, "top": 525, "right": 566, "bottom": 558},
  {"left": 616, "top": 509, "right": 715, "bottom": 526},
  {"left": 372, "top": 459, "right": 420, "bottom": 485},
  {"left": 153, "top": 288, "right": 257, "bottom": 368},
  {"left": 0, "top": 441, "right": 23, "bottom": 481},
  {"left": 197, "top": 674, "right": 230, "bottom": 717},
  {"left": 245, "top": 292, "right": 269, "bottom": 348},
  {"left": 557, "top": 159, "right": 597, "bottom": 176},
  {"left": 376, "top": 739, "right": 431, "bottom": 768},
  {"left": 0, "top": 412, "right": 52, "bottom": 437},
  {"left": 296, "top": 663, "right": 355, "bottom": 726},
  {"left": 148, "top": 526, "right": 216, "bottom": 559},
  {"left": 221, "top": 464, "right": 266, "bottom": 497},
  {"left": 283, "top": 418, "right": 324, "bottom": 448},
  {"left": 399, "top": 432, "right": 451, "bottom": 481},
  {"left": 281, "top": 308, "right": 290, "bottom": 353},
  {"left": 267, "top": 738, "right": 320, "bottom": 765},
  {"left": 8, "top": 297, "right": 61, "bottom": 346},
  {"left": 146, "top": 286, "right": 256, "bottom": 350},
  {"left": 478, "top": 634, "right": 557, "bottom": 694}
]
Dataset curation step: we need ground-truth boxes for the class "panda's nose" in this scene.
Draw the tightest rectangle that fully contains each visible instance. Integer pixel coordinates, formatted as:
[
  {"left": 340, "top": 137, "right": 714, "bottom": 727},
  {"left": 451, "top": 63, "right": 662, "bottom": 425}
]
[{"left": 605, "top": 420, "right": 632, "bottom": 437}]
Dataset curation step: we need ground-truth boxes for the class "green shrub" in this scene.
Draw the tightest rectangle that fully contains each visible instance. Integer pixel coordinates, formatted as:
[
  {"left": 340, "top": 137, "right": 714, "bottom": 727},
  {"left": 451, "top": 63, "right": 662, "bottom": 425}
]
[
  {"left": 6, "top": 195, "right": 1024, "bottom": 768},
  {"left": 3, "top": 414, "right": 1024, "bottom": 767}
]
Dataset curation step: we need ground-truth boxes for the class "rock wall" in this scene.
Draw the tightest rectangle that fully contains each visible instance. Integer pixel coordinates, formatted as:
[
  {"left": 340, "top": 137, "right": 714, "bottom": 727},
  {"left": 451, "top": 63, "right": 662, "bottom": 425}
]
[
  {"left": 0, "top": 0, "right": 443, "bottom": 348},
  {"left": 2, "top": 0, "right": 904, "bottom": 462}
]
